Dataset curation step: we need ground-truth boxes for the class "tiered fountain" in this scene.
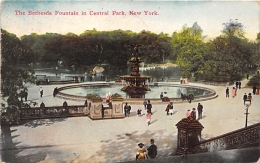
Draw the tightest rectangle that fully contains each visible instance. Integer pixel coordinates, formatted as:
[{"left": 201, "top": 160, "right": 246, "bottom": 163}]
[{"left": 120, "top": 45, "right": 151, "bottom": 98}]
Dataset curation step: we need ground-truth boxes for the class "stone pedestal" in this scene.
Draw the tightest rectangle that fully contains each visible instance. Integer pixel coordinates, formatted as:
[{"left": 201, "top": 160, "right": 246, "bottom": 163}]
[
  {"left": 111, "top": 101, "right": 124, "bottom": 118},
  {"left": 175, "top": 118, "right": 204, "bottom": 155},
  {"left": 103, "top": 108, "right": 112, "bottom": 119},
  {"left": 102, "top": 103, "right": 112, "bottom": 119},
  {"left": 110, "top": 93, "right": 124, "bottom": 118},
  {"left": 89, "top": 101, "right": 103, "bottom": 119}
]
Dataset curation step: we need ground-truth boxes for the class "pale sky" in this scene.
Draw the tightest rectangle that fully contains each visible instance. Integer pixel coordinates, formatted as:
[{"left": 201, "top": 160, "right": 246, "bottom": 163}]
[{"left": 1, "top": 1, "right": 260, "bottom": 40}]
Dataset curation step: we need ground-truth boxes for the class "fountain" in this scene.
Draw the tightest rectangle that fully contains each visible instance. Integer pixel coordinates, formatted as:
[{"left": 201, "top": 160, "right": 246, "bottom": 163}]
[
  {"left": 55, "top": 45, "right": 217, "bottom": 101},
  {"left": 120, "top": 45, "right": 151, "bottom": 98}
]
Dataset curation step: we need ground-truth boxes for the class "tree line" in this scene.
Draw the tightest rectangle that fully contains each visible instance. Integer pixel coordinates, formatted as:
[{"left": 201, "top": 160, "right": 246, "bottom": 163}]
[{"left": 1, "top": 20, "right": 260, "bottom": 97}]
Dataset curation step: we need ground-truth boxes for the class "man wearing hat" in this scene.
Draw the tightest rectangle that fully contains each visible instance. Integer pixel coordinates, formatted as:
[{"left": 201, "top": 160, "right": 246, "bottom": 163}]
[
  {"left": 136, "top": 143, "right": 147, "bottom": 160},
  {"left": 197, "top": 103, "right": 203, "bottom": 120},
  {"left": 147, "top": 139, "right": 157, "bottom": 159},
  {"left": 190, "top": 108, "right": 196, "bottom": 120}
]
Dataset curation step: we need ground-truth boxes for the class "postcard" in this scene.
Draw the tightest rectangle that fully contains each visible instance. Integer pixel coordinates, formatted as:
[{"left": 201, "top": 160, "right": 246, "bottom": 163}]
[{"left": 1, "top": 1, "right": 260, "bottom": 163}]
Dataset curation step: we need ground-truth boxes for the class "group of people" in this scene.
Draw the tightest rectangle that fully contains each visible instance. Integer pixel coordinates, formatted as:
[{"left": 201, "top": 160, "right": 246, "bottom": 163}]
[
  {"left": 226, "top": 87, "right": 239, "bottom": 98},
  {"left": 226, "top": 83, "right": 255, "bottom": 105},
  {"left": 226, "top": 81, "right": 243, "bottom": 98},
  {"left": 243, "top": 93, "right": 253, "bottom": 104},
  {"left": 186, "top": 103, "right": 203, "bottom": 120},
  {"left": 125, "top": 99, "right": 153, "bottom": 126},
  {"left": 20, "top": 89, "right": 28, "bottom": 102},
  {"left": 160, "top": 92, "right": 170, "bottom": 102},
  {"left": 235, "top": 81, "right": 242, "bottom": 89},
  {"left": 136, "top": 139, "right": 157, "bottom": 160}
]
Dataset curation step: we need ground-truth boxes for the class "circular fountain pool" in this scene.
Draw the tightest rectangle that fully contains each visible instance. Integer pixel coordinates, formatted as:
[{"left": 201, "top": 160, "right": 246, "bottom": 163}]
[{"left": 57, "top": 82, "right": 216, "bottom": 101}]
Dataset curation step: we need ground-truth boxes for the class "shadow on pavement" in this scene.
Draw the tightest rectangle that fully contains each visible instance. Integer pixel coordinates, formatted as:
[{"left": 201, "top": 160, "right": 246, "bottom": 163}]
[
  {"left": 20, "top": 118, "right": 67, "bottom": 128},
  {"left": 1, "top": 124, "right": 47, "bottom": 163},
  {"left": 1, "top": 117, "right": 67, "bottom": 163},
  {"left": 80, "top": 129, "right": 178, "bottom": 163},
  {"left": 151, "top": 119, "right": 158, "bottom": 124}
]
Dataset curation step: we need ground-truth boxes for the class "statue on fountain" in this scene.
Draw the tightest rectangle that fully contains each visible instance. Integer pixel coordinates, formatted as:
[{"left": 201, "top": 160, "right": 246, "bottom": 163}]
[
  {"left": 120, "top": 44, "right": 151, "bottom": 98},
  {"left": 131, "top": 44, "right": 142, "bottom": 61}
]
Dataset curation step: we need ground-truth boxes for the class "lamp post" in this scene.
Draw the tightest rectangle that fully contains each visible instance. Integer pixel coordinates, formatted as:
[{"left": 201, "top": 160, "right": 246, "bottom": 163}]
[{"left": 244, "top": 101, "right": 251, "bottom": 128}]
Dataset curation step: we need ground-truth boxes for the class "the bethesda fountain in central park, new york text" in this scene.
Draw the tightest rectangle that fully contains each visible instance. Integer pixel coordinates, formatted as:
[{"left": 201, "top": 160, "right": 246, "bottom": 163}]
[{"left": 120, "top": 45, "right": 151, "bottom": 98}]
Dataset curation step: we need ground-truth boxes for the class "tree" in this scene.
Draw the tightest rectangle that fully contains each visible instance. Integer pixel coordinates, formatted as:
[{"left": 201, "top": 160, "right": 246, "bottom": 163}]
[
  {"left": 222, "top": 19, "right": 245, "bottom": 38},
  {"left": 1, "top": 29, "right": 35, "bottom": 97},
  {"left": 198, "top": 30, "right": 255, "bottom": 82},
  {"left": 171, "top": 23, "right": 206, "bottom": 78}
]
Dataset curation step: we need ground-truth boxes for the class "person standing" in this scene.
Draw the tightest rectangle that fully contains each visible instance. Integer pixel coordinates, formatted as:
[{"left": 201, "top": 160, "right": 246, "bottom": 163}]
[
  {"left": 146, "top": 100, "right": 152, "bottom": 114},
  {"left": 165, "top": 102, "right": 170, "bottom": 115},
  {"left": 253, "top": 86, "right": 257, "bottom": 95},
  {"left": 226, "top": 87, "right": 229, "bottom": 98},
  {"left": 235, "top": 81, "right": 238, "bottom": 89},
  {"left": 190, "top": 108, "right": 196, "bottom": 120},
  {"left": 136, "top": 143, "right": 147, "bottom": 161},
  {"left": 84, "top": 99, "right": 88, "bottom": 107},
  {"left": 137, "top": 109, "right": 142, "bottom": 116},
  {"left": 146, "top": 112, "right": 152, "bottom": 126},
  {"left": 169, "top": 102, "right": 174, "bottom": 115},
  {"left": 143, "top": 99, "right": 147, "bottom": 110},
  {"left": 147, "top": 139, "right": 157, "bottom": 159},
  {"left": 39, "top": 87, "right": 43, "bottom": 98},
  {"left": 238, "top": 81, "right": 241, "bottom": 89},
  {"left": 248, "top": 93, "right": 252, "bottom": 104},
  {"left": 197, "top": 103, "right": 203, "bottom": 120},
  {"left": 232, "top": 87, "right": 236, "bottom": 98},
  {"left": 124, "top": 102, "right": 128, "bottom": 117},
  {"left": 106, "top": 93, "right": 110, "bottom": 102},
  {"left": 160, "top": 92, "right": 163, "bottom": 100},
  {"left": 127, "top": 104, "right": 131, "bottom": 117},
  {"left": 24, "top": 91, "right": 28, "bottom": 101},
  {"left": 53, "top": 87, "right": 58, "bottom": 97},
  {"left": 243, "top": 93, "right": 248, "bottom": 105}
]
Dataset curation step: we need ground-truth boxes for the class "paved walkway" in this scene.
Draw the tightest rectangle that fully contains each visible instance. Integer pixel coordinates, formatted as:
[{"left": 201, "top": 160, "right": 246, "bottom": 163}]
[{"left": 1, "top": 79, "right": 260, "bottom": 163}]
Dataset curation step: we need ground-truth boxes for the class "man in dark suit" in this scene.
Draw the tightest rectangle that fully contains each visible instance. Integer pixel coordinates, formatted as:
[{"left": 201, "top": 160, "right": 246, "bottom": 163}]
[{"left": 243, "top": 93, "right": 248, "bottom": 105}]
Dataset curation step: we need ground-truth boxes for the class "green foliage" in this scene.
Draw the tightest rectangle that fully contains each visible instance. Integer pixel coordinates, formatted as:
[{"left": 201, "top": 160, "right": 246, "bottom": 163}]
[
  {"left": 2, "top": 22, "right": 259, "bottom": 84},
  {"left": 247, "top": 74, "right": 260, "bottom": 87},
  {"left": 110, "top": 93, "right": 123, "bottom": 101},
  {"left": 222, "top": 19, "right": 246, "bottom": 39},
  {"left": 85, "top": 93, "right": 103, "bottom": 102},
  {"left": 171, "top": 25, "right": 205, "bottom": 78},
  {"left": 198, "top": 36, "right": 256, "bottom": 82},
  {"left": 17, "top": 29, "right": 172, "bottom": 71},
  {"left": 1, "top": 106, "right": 20, "bottom": 124},
  {"left": 2, "top": 29, "right": 33, "bottom": 65},
  {"left": 1, "top": 29, "right": 35, "bottom": 97}
]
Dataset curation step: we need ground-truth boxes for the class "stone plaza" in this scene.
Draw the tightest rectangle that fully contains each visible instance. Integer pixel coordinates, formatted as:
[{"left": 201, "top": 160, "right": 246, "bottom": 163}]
[{"left": 1, "top": 79, "right": 260, "bottom": 163}]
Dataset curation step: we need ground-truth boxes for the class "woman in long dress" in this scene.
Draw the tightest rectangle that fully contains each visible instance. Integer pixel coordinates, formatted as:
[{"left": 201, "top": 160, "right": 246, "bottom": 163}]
[{"left": 232, "top": 87, "right": 236, "bottom": 98}]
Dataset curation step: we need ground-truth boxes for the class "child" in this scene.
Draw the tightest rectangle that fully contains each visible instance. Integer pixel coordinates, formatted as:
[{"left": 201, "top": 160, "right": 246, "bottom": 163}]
[{"left": 137, "top": 109, "right": 142, "bottom": 116}]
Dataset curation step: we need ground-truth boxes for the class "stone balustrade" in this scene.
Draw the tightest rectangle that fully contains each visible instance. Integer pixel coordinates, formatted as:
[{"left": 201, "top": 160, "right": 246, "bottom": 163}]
[
  {"left": 193, "top": 123, "right": 260, "bottom": 153},
  {"left": 20, "top": 105, "right": 89, "bottom": 119}
]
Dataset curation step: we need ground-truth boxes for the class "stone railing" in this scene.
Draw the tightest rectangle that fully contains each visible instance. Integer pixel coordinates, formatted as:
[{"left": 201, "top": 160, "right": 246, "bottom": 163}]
[
  {"left": 193, "top": 123, "right": 260, "bottom": 153},
  {"left": 20, "top": 105, "right": 89, "bottom": 120}
]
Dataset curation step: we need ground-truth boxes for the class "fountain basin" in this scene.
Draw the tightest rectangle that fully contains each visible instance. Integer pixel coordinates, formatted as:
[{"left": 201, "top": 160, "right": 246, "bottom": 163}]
[{"left": 56, "top": 82, "right": 217, "bottom": 103}]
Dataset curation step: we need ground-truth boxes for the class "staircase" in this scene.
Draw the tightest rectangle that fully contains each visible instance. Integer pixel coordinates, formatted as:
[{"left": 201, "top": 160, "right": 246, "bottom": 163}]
[{"left": 117, "top": 123, "right": 260, "bottom": 163}]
